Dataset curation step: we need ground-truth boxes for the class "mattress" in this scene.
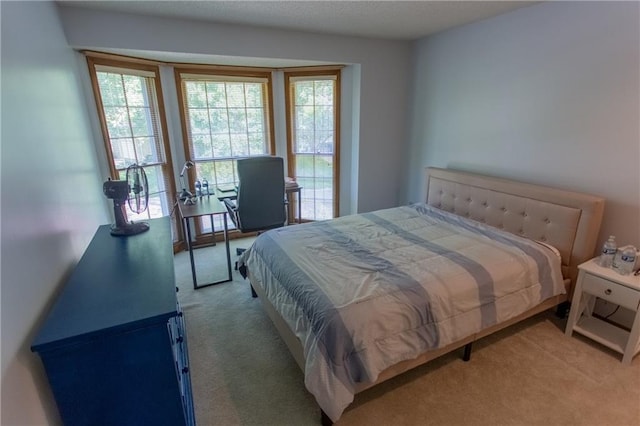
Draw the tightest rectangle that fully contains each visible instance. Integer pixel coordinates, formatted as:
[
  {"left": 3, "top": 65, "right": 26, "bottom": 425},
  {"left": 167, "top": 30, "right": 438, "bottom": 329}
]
[{"left": 240, "top": 203, "right": 565, "bottom": 420}]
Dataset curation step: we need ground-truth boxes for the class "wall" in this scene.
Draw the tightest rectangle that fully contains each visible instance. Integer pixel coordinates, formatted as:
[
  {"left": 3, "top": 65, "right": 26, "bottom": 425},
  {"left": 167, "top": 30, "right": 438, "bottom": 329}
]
[
  {"left": 57, "top": 6, "right": 412, "bottom": 214},
  {"left": 1, "top": 2, "right": 109, "bottom": 424},
  {"left": 406, "top": 1, "right": 639, "bottom": 250}
]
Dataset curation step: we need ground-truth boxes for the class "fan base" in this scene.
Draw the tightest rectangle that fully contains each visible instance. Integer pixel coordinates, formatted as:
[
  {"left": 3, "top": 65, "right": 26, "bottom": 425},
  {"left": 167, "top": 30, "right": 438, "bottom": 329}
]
[{"left": 110, "top": 221, "right": 150, "bottom": 237}]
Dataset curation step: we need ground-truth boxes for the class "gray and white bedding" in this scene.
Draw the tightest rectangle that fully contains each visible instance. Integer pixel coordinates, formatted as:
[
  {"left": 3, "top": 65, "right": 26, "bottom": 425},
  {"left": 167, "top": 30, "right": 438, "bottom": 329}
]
[{"left": 240, "top": 203, "right": 565, "bottom": 421}]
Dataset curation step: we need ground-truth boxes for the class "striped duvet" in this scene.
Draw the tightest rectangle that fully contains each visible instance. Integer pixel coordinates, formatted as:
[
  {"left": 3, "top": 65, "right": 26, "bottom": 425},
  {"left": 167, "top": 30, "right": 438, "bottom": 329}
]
[{"left": 240, "top": 204, "right": 565, "bottom": 421}]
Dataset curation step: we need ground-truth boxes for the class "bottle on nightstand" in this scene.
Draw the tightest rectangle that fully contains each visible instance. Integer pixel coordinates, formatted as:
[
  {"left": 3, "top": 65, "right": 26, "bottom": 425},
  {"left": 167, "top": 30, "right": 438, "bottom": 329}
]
[
  {"left": 599, "top": 235, "right": 617, "bottom": 268},
  {"left": 619, "top": 246, "right": 637, "bottom": 275}
]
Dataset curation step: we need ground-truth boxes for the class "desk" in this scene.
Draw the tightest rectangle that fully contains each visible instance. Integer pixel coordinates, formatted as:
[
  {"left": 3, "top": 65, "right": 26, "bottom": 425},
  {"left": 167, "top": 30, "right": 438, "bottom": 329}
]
[{"left": 178, "top": 196, "right": 232, "bottom": 289}]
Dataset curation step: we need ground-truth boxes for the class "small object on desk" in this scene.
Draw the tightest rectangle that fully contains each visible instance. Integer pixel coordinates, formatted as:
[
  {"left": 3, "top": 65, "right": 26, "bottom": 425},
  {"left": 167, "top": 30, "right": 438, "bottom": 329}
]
[
  {"left": 285, "top": 176, "right": 298, "bottom": 190},
  {"left": 217, "top": 184, "right": 237, "bottom": 193},
  {"left": 179, "top": 160, "right": 195, "bottom": 201},
  {"left": 202, "top": 178, "right": 209, "bottom": 196},
  {"left": 195, "top": 179, "right": 201, "bottom": 197}
]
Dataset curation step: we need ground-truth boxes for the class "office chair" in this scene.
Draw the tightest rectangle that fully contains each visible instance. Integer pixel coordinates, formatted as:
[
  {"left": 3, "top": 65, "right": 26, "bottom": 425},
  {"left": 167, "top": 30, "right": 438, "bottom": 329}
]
[{"left": 223, "top": 156, "right": 287, "bottom": 268}]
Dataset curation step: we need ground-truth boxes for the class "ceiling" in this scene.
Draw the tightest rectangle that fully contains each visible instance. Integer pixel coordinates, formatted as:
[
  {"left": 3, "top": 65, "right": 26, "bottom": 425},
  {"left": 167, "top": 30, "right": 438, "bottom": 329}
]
[{"left": 59, "top": 1, "right": 539, "bottom": 41}]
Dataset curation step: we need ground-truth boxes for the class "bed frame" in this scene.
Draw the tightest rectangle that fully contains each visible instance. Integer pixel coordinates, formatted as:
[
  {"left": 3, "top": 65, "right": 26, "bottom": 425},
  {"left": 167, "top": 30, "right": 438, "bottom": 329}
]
[{"left": 247, "top": 166, "right": 605, "bottom": 424}]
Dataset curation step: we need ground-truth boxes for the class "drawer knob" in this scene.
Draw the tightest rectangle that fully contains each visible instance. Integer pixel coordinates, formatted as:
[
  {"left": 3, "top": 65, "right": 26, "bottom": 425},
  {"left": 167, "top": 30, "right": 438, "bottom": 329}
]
[{"left": 605, "top": 289, "right": 612, "bottom": 295}]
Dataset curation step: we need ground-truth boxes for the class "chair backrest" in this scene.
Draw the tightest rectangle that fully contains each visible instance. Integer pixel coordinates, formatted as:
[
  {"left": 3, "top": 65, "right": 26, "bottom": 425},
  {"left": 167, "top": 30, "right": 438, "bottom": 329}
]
[{"left": 235, "top": 156, "right": 286, "bottom": 232}]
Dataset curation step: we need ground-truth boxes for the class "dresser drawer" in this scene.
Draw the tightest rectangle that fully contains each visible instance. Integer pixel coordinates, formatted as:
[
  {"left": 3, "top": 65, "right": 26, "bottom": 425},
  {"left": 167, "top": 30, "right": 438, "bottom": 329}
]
[{"left": 582, "top": 273, "right": 640, "bottom": 310}]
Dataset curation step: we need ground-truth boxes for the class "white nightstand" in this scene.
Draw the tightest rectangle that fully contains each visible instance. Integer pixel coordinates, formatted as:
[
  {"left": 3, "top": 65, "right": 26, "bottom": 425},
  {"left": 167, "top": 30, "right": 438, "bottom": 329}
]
[{"left": 565, "top": 258, "right": 640, "bottom": 364}]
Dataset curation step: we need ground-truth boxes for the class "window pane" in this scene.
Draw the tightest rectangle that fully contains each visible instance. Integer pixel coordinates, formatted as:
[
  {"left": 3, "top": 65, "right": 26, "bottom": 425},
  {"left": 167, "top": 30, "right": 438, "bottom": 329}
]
[
  {"left": 104, "top": 107, "right": 132, "bottom": 138},
  {"left": 134, "top": 136, "right": 156, "bottom": 164},
  {"left": 206, "top": 82, "right": 226, "bottom": 107},
  {"left": 248, "top": 133, "right": 265, "bottom": 155},
  {"left": 212, "top": 134, "right": 231, "bottom": 157},
  {"left": 295, "top": 81, "right": 314, "bottom": 105},
  {"left": 315, "top": 106, "right": 333, "bottom": 131},
  {"left": 230, "top": 133, "right": 249, "bottom": 157},
  {"left": 228, "top": 109, "right": 247, "bottom": 133},
  {"left": 97, "top": 73, "right": 125, "bottom": 106},
  {"left": 295, "top": 106, "right": 314, "bottom": 132},
  {"left": 295, "top": 155, "right": 314, "bottom": 179},
  {"left": 295, "top": 131, "right": 314, "bottom": 154},
  {"left": 246, "top": 108, "right": 264, "bottom": 133},
  {"left": 194, "top": 162, "right": 212, "bottom": 185},
  {"left": 189, "top": 109, "right": 210, "bottom": 134},
  {"left": 315, "top": 155, "right": 333, "bottom": 178},
  {"left": 111, "top": 137, "right": 136, "bottom": 169},
  {"left": 245, "top": 83, "right": 262, "bottom": 107},
  {"left": 192, "top": 134, "right": 213, "bottom": 160},
  {"left": 213, "top": 160, "right": 236, "bottom": 185},
  {"left": 148, "top": 193, "right": 167, "bottom": 219},
  {"left": 210, "top": 109, "right": 229, "bottom": 133},
  {"left": 143, "top": 164, "right": 165, "bottom": 195},
  {"left": 315, "top": 131, "right": 334, "bottom": 154},
  {"left": 226, "top": 83, "right": 245, "bottom": 107},
  {"left": 123, "top": 75, "right": 146, "bottom": 106},
  {"left": 186, "top": 81, "right": 207, "bottom": 108},
  {"left": 315, "top": 81, "right": 333, "bottom": 105},
  {"left": 288, "top": 73, "right": 339, "bottom": 221},
  {"left": 130, "top": 107, "right": 152, "bottom": 137}
]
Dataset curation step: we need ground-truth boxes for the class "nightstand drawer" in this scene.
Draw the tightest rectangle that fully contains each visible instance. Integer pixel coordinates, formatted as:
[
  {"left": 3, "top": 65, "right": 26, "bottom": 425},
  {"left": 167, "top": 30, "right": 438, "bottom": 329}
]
[{"left": 582, "top": 273, "right": 640, "bottom": 310}]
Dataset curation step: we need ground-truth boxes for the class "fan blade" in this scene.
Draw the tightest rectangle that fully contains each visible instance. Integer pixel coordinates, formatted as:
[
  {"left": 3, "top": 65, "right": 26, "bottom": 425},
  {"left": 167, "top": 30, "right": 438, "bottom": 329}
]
[{"left": 126, "top": 164, "right": 149, "bottom": 214}]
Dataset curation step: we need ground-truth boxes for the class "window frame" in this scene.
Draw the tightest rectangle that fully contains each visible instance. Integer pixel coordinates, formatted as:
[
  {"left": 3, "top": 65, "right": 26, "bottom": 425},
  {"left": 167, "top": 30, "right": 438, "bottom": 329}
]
[
  {"left": 86, "top": 54, "right": 179, "bottom": 244},
  {"left": 284, "top": 68, "right": 341, "bottom": 220},
  {"left": 174, "top": 66, "right": 276, "bottom": 239}
]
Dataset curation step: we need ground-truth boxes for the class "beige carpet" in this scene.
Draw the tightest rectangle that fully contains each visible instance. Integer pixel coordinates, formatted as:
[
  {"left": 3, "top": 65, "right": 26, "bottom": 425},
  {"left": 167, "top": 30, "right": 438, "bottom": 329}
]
[{"left": 175, "top": 239, "right": 640, "bottom": 426}]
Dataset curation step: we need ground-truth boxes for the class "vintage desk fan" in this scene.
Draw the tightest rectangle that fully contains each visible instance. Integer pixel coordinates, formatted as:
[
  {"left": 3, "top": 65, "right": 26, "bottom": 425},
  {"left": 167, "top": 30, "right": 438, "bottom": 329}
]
[{"left": 103, "top": 163, "right": 150, "bottom": 236}]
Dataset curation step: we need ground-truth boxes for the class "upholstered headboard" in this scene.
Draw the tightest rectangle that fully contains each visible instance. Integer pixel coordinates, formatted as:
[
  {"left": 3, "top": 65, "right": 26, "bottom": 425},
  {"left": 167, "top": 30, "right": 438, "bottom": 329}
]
[{"left": 425, "top": 167, "right": 605, "bottom": 296}]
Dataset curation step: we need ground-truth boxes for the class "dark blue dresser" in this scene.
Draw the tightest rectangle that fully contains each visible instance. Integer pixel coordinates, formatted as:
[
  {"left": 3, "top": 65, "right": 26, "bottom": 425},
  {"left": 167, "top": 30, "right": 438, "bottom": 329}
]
[{"left": 31, "top": 217, "right": 195, "bottom": 426}]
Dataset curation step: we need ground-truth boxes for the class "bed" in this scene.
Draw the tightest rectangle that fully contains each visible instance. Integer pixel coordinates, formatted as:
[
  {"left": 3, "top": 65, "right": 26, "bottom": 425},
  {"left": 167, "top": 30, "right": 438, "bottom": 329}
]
[{"left": 238, "top": 167, "right": 605, "bottom": 424}]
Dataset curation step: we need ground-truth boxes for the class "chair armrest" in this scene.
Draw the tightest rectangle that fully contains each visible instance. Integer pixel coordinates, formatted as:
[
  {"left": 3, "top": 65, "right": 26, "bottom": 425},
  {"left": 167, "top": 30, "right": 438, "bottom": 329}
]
[
  {"left": 223, "top": 198, "right": 239, "bottom": 227},
  {"left": 223, "top": 198, "right": 236, "bottom": 209}
]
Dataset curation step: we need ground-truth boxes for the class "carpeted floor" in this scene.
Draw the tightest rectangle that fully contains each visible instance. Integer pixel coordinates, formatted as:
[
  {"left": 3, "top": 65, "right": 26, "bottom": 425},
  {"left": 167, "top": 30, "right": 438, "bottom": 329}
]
[{"left": 175, "top": 238, "right": 640, "bottom": 426}]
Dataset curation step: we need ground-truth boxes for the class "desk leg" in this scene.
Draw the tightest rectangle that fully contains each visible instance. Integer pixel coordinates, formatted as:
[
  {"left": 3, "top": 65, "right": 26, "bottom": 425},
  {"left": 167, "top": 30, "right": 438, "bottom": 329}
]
[
  {"left": 223, "top": 214, "right": 232, "bottom": 281},
  {"left": 184, "top": 218, "right": 198, "bottom": 290},
  {"left": 285, "top": 192, "right": 291, "bottom": 225},
  {"left": 192, "top": 213, "right": 233, "bottom": 290},
  {"left": 209, "top": 210, "right": 216, "bottom": 246}
]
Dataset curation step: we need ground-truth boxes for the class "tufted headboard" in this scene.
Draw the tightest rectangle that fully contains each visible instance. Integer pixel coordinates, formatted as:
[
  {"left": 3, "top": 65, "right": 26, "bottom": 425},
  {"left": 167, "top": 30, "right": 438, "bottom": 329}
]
[{"left": 425, "top": 167, "right": 605, "bottom": 297}]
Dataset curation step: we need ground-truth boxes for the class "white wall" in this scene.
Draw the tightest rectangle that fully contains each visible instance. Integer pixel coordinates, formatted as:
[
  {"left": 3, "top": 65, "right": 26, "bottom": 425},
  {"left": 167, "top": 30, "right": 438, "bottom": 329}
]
[
  {"left": 406, "top": 1, "right": 640, "bottom": 251},
  {"left": 57, "top": 6, "right": 413, "bottom": 214},
  {"left": 1, "top": 2, "right": 109, "bottom": 424}
]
